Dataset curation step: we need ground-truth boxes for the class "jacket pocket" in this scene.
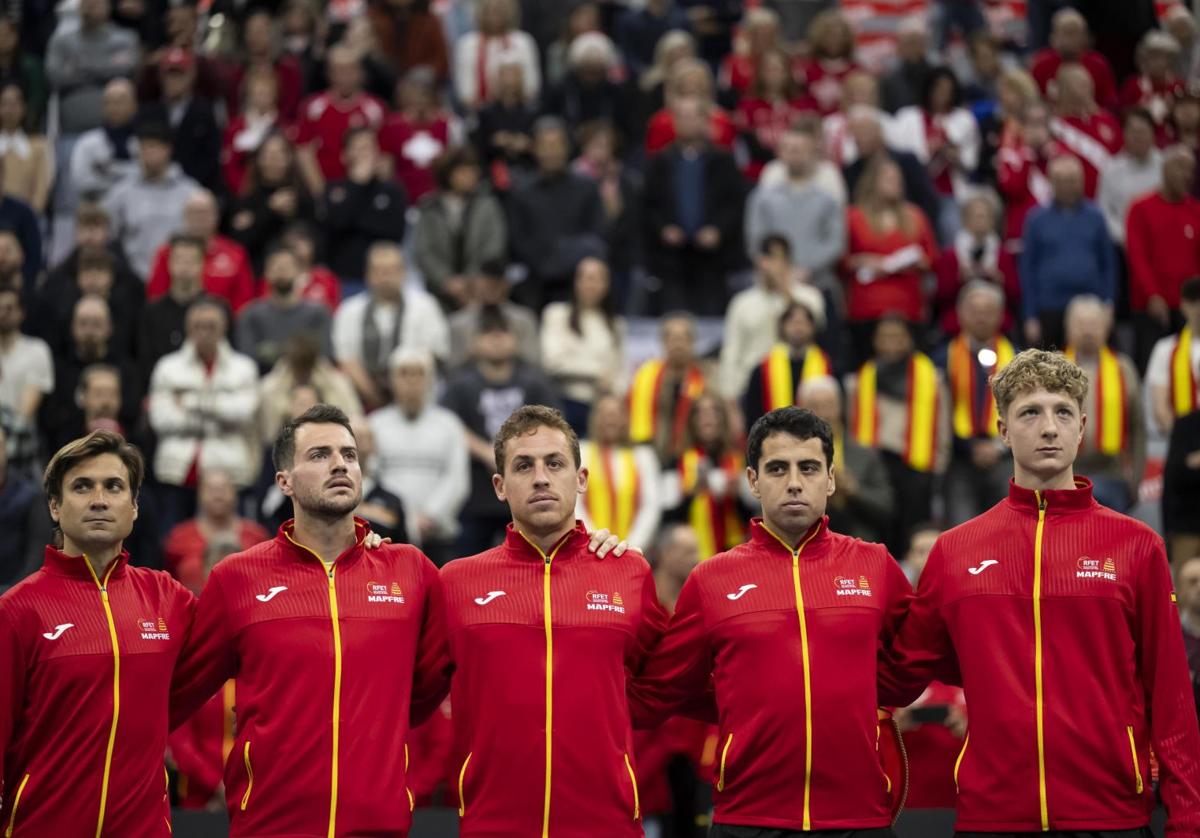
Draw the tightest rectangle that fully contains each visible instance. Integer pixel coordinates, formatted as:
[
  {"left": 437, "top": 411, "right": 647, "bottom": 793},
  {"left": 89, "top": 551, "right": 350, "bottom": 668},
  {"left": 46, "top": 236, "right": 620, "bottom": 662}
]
[
  {"left": 457, "top": 752, "right": 472, "bottom": 817},
  {"left": 4, "top": 773, "right": 29, "bottom": 837},
  {"left": 623, "top": 753, "right": 640, "bottom": 821},
  {"left": 717, "top": 733, "right": 734, "bottom": 792},
  {"left": 240, "top": 742, "right": 255, "bottom": 811},
  {"left": 953, "top": 733, "right": 970, "bottom": 794},
  {"left": 1126, "top": 726, "right": 1144, "bottom": 795}
]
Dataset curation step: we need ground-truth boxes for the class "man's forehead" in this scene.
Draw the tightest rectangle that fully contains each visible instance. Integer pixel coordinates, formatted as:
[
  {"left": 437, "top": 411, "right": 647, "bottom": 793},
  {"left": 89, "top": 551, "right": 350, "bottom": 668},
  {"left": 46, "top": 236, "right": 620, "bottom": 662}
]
[
  {"left": 1011, "top": 388, "right": 1077, "bottom": 409},
  {"left": 63, "top": 453, "right": 127, "bottom": 480},
  {"left": 509, "top": 427, "right": 572, "bottom": 458},
  {"left": 761, "top": 432, "right": 824, "bottom": 459},
  {"left": 296, "top": 422, "right": 357, "bottom": 449}
]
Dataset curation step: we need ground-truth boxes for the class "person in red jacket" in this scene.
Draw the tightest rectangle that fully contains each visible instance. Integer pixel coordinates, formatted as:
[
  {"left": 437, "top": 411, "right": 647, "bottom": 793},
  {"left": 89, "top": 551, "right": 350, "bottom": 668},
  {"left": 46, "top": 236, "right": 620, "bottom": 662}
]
[
  {"left": 0, "top": 430, "right": 195, "bottom": 836},
  {"left": 879, "top": 349, "right": 1200, "bottom": 836},
  {"left": 1030, "top": 9, "right": 1117, "bottom": 110},
  {"left": 168, "top": 404, "right": 452, "bottom": 837},
  {"left": 440, "top": 404, "right": 667, "bottom": 837},
  {"left": 632, "top": 406, "right": 912, "bottom": 836}
]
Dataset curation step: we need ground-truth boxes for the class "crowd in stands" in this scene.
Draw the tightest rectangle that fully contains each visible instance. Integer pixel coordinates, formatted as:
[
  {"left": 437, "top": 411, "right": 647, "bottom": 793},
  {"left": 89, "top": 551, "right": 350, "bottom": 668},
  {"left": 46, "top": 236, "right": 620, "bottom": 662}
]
[{"left": 0, "top": 0, "right": 1199, "bottom": 831}]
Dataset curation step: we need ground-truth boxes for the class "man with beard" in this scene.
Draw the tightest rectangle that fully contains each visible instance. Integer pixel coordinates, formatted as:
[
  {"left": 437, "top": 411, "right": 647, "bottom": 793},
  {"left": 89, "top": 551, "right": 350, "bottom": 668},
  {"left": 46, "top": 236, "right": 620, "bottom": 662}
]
[{"left": 235, "top": 244, "right": 332, "bottom": 374}]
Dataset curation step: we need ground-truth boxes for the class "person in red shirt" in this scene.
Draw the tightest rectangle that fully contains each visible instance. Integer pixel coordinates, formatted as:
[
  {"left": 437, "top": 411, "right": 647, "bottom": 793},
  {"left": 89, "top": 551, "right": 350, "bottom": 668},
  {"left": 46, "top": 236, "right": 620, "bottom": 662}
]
[
  {"left": 718, "top": 6, "right": 783, "bottom": 97},
  {"left": 996, "top": 101, "right": 1068, "bottom": 249},
  {"left": 168, "top": 404, "right": 452, "bottom": 837},
  {"left": 879, "top": 349, "right": 1200, "bottom": 836},
  {"left": 279, "top": 221, "right": 342, "bottom": 311},
  {"left": 1048, "top": 64, "right": 1123, "bottom": 200},
  {"left": 645, "top": 57, "right": 736, "bottom": 156},
  {"left": 295, "top": 45, "right": 387, "bottom": 191},
  {"left": 734, "top": 50, "right": 818, "bottom": 181},
  {"left": 221, "top": 67, "right": 295, "bottom": 196},
  {"left": 1030, "top": 8, "right": 1117, "bottom": 110},
  {"left": 223, "top": 9, "right": 304, "bottom": 122},
  {"left": 378, "top": 67, "right": 457, "bottom": 204},
  {"left": 440, "top": 404, "right": 666, "bottom": 837},
  {"left": 0, "top": 430, "right": 195, "bottom": 836},
  {"left": 793, "top": 9, "right": 861, "bottom": 116},
  {"left": 631, "top": 406, "right": 911, "bottom": 836},
  {"left": 1119, "top": 31, "right": 1185, "bottom": 147},
  {"left": 145, "top": 189, "right": 258, "bottom": 312}
]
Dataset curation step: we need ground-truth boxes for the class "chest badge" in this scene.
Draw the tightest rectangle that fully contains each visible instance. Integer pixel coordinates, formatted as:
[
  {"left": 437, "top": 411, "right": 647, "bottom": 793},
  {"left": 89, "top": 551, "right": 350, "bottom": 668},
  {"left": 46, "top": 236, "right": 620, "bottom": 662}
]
[
  {"left": 139, "top": 617, "right": 171, "bottom": 641},
  {"left": 367, "top": 581, "right": 406, "bottom": 604},
  {"left": 42, "top": 623, "right": 73, "bottom": 640},
  {"left": 586, "top": 591, "right": 626, "bottom": 613},
  {"left": 1076, "top": 556, "right": 1117, "bottom": 581},
  {"left": 835, "top": 575, "right": 873, "bottom": 597}
]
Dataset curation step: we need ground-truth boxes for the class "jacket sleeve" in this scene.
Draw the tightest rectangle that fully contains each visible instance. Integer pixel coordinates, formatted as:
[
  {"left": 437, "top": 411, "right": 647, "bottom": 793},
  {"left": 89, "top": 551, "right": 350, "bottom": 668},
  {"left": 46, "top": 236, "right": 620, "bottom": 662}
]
[
  {"left": 410, "top": 556, "right": 453, "bottom": 727},
  {"left": 0, "top": 609, "right": 26, "bottom": 781},
  {"left": 1134, "top": 534, "right": 1200, "bottom": 837},
  {"left": 169, "top": 570, "right": 238, "bottom": 731},
  {"left": 628, "top": 573, "right": 713, "bottom": 729},
  {"left": 879, "top": 553, "right": 913, "bottom": 661},
  {"left": 628, "top": 565, "right": 669, "bottom": 674},
  {"left": 877, "top": 541, "right": 951, "bottom": 707}
]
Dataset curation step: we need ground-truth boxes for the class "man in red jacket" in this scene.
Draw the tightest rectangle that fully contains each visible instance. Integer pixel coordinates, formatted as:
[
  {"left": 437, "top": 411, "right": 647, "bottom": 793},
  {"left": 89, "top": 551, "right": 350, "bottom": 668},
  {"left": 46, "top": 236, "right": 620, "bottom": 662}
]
[
  {"left": 169, "top": 404, "right": 453, "bottom": 837},
  {"left": 880, "top": 349, "right": 1200, "bottom": 837},
  {"left": 0, "top": 430, "right": 195, "bottom": 836},
  {"left": 631, "top": 406, "right": 912, "bottom": 837},
  {"left": 440, "top": 404, "right": 669, "bottom": 837}
]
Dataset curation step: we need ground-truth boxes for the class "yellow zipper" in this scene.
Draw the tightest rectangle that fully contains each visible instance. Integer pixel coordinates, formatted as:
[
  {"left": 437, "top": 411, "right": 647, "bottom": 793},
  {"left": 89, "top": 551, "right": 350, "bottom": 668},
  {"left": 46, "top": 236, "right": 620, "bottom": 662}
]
[
  {"left": 953, "top": 733, "right": 970, "bottom": 793},
  {"left": 1126, "top": 727, "right": 1144, "bottom": 794},
  {"left": 5, "top": 773, "right": 29, "bottom": 837},
  {"left": 716, "top": 733, "right": 733, "bottom": 792},
  {"left": 240, "top": 742, "right": 254, "bottom": 811},
  {"left": 623, "top": 753, "right": 640, "bottom": 821},
  {"left": 83, "top": 556, "right": 121, "bottom": 838},
  {"left": 457, "top": 753, "right": 472, "bottom": 817},
  {"left": 1033, "top": 492, "right": 1049, "bottom": 831}
]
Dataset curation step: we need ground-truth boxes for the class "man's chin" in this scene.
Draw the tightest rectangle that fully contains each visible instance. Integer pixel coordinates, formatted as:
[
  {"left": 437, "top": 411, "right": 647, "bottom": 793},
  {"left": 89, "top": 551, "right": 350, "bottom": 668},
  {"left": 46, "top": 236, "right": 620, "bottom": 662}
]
[
  {"left": 519, "top": 504, "right": 574, "bottom": 530},
  {"left": 305, "top": 494, "right": 362, "bottom": 519}
]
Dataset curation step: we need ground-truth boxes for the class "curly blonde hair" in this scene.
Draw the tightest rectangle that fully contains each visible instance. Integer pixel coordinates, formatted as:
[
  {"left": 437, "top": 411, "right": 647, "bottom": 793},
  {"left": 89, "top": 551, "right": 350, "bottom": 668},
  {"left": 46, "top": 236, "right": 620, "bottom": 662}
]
[{"left": 990, "top": 349, "right": 1089, "bottom": 418}]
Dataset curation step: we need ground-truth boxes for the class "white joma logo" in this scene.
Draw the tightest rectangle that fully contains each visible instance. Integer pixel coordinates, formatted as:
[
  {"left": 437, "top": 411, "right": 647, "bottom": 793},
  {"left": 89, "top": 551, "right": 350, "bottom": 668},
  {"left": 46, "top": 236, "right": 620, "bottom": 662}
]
[
  {"left": 255, "top": 586, "right": 288, "bottom": 602},
  {"left": 727, "top": 584, "right": 758, "bottom": 601},
  {"left": 474, "top": 591, "right": 506, "bottom": 606},
  {"left": 968, "top": 560, "right": 999, "bottom": 575},
  {"left": 43, "top": 623, "right": 73, "bottom": 640}
]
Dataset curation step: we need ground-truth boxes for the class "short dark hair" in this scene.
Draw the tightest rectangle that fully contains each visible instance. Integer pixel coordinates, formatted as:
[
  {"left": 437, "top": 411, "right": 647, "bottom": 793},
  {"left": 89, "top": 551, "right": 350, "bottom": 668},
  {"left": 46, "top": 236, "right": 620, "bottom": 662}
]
[
  {"left": 136, "top": 119, "right": 173, "bottom": 144},
  {"left": 169, "top": 233, "right": 206, "bottom": 257},
  {"left": 746, "top": 406, "right": 835, "bottom": 471},
  {"left": 758, "top": 233, "right": 792, "bottom": 258},
  {"left": 43, "top": 429, "right": 145, "bottom": 504},
  {"left": 494, "top": 404, "right": 580, "bottom": 475},
  {"left": 1183, "top": 276, "right": 1200, "bottom": 303},
  {"left": 272, "top": 403, "right": 356, "bottom": 471},
  {"left": 433, "top": 145, "right": 480, "bottom": 190},
  {"left": 341, "top": 124, "right": 375, "bottom": 150},
  {"left": 263, "top": 241, "right": 299, "bottom": 268},
  {"left": 477, "top": 258, "right": 509, "bottom": 280},
  {"left": 1123, "top": 106, "right": 1155, "bottom": 130},
  {"left": 477, "top": 303, "right": 512, "bottom": 334}
]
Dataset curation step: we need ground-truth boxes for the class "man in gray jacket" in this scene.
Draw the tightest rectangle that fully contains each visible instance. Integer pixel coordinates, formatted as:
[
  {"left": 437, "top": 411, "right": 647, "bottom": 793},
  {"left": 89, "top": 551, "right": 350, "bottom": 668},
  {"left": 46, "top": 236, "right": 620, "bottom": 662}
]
[{"left": 45, "top": 0, "right": 139, "bottom": 136}]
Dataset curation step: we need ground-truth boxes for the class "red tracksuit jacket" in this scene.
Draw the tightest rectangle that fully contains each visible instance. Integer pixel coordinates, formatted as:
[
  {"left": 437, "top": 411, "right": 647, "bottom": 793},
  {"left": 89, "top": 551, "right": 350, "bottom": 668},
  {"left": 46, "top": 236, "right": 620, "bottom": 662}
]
[
  {"left": 631, "top": 517, "right": 911, "bottom": 831},
  {"left": 168, "top": 681, "right": 235, "bottom": 808},
  {"left": 169, "top": 518, "right": 451, "bottom": 837},
  {"left": 880, "top": 479, "right": 1200, "bottom": 835},
  {"left": 0, "top": 547, "right": 195, "bottom": 837},
  {"left": 439, "top": 522, "right": 668, "bottom": 838}
]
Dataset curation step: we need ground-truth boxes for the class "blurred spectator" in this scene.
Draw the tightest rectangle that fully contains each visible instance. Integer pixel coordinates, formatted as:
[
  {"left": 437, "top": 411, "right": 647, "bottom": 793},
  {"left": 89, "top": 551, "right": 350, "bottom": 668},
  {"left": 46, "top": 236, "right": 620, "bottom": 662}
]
[
  {"left": 1126, "top": 146, "right": 1200, "bottom": 371},
  {"left": 628, "top": 312, "right": 707, "bottom": 463},
  {"left": 348, "top": 419, "right": 409, "bottom": 543},
  {"left": 613, "top": 0, "right": 688, "bottom": 80},
  {"left": 543, "top": 1, "right": 601, "bottom": 89},
  {"left": 258, "top": 334, "right": 363, "bottom": 445},
  {"left": 1098, "top": 108, "right": 1162, "bottom": 247},
  {"left": 452, "top": 0, "right": 539, "bottom": 111},
  {"left": 633, "top": 29, "right": 695, "bottom": 130},
  {"left": 1030, "top": 8, "right": 1117, "bottom": 110},
  {"left": 894, "top": 67, "right": 981, "bottom": 242},
  {"left": 369, "top": 347, "right": 469, "bottom": 560},
  {"left": 53, "top": 362, "right": 126, "bottom": 443},
  {"left": 163, "top": 467, "right": 270, "bottom": 593},
  {"left": 1063, "top": 295, "right": 1145, "bottom": 512},
  {"left": 662, "top": 391, "right": 749, "bottom": 559},
  {"left": 69, "top": 77, "right": 140, "bottom": 203},
  {"left": 279, "top": 222, "right": 342, "bottom": 311},
  {"left": 236, "top": 243, "right": 332, "bottom": 374},
  {"left": 1165, "top": 5, "right": 1200, "bottom": 82},
  {"left": 645, "top": 57, "right": 735, "bottom": 156},
  {"left": 733, "top": 49, "right": 816, "bottom": 181},
  {"left": 379, "top": 67, "right": 457, "bottom": 204},
  {"left": 471, "top": 59, "right": 537, "bottom": 182},
  {"left": 1020, "top": 155, "right": 1115, "bottom": 350},
  {"left": 1164, "top": 409, "right": 1200, "bottom": 566},
  {"left": 798, "top": 375, "right": 893, "bottom": 545},
  {"left": 222, "top": 68, "right": 291, "bottom": 196},
  {"left": 540, "top": 257, "right": 626, "bottom": 431},
  {"left": 1179, "top": 556, "right": 1200, "bottom": 717},
  {"left": 441, "top": 304, "right": 559, "bottom": 555},
  {"left": 225, "top": 10, "right": 305, "bottom": 122},
  {"left": 846, "top": 316, "right": 949, "bottom": 554},
  {"left": 843, "top": 106, "right": 940, "bottom": 231},
  {"left": 0, "top": 18, "right": 46, "bottom": 131},
  {"left": 879, "top": 18, "right": 933, "bottom": 115},
  {"left": 571, "top": 120, "right": 641, "bottom": 292},
  {"left": 295, "top": 45, "right": 387, "bottom": 191},
  {"left": 996, "top": 101, "right": 1063, "bottom": 248},
  {"left": 326, "top": 126, "right": 409, "bottom": 281},
  {"left": 931, "top": 0, "right": 986, "bottom": 51},
  {"left": 842, "top": 156, "right": 938, "bottom": 351},
  {"left": 447, "top": 259, "right": 538, "bottom": 369},
  {"left": 226, "top": 132, "right": 318, "bottom": 274},
  {"left": 146, "top": 189, "right": 256, "bottom": 313},
  {"left": 104, "top": 120, "right": 198, "bottom": 279},
  {"left": 793, "top": 8, "right": 860, "bottom": 116},
  {"left": 974, "top": 67, "right": 1040, "bottom": 189},
  {"left": 1120, "top": 31, "right": 1185, "bottom": 146},
  {"left": 937, "top": 282, "right": 1013, "bottom": 526},
  {"left": 0, "top": 425, "right": 50, "bottom": 590},
  {"left": 0, "top": 286, "right": 51, "bottom": 444},
  {"left": 331, "top": 242, "right": 448, "bottom": 410},
  {"left": 364, "top": 0, "right": 449, "bottom": 84},
  {"left": 412, "top": 145, "right": 506, "bottom": 312},
  {"left": 40, "top": 294, "right": 141, "bottom": 452},
  {"left": 0, "top": 83, "right": 50, "bottom": 213},
  {"left": 45, "top": 0, "right": 139, "bottom": 135},
  {"left": 148, "top": 298, "right": 260, "bottom": 526},
  {"left": 1048, "top": 63, "right": 1122, "bottom": 199},
  {"left": 960, "top": 30, "right": 1003, "bottom": 109},
  {"left": 796, "top": 70, "right": 879, "bottom": 174},
  {"left": 0, "top": 171, "right": 37, "bottom": 293},
  {"left": 140, "top": 47, "right": 221, "bottom": 192},
  {"left": 739, "top": 295, "right": 829, "bottom": 429},
  {"left": 643, "top": 95, "right": 745, "bottom": 316},
  {"left": 138, "top": 4, "right": 225, "bottom": 103},
  {"left": 280, "top": 0, "right": 324, "bottom": 91},
  {"left": 1170, "top": 89, "right": 1200, "bottom": 181},
  {"left": 136, "top": 234, "right": 207, "bottom": 387},
  {"left": 508, "top": 115, "right": 605, "bottom": 308},
  {"left": 0, "top": 229, "right": 20, "bottom": 290},
  {"left": 543, "top": 32, "right": 632, "bottom": 143},
  {"left": 1146, "top": 277, "right": 1200, "bottom": 438},
  {"left": 934, "top": 194, "right": 1020, "bottom": 337},
  {"left": 577, "top": 392, "right": 661, "bottom": 548},
  {"left": 719, "top": 7, "right": 782, "bottom": 97}
]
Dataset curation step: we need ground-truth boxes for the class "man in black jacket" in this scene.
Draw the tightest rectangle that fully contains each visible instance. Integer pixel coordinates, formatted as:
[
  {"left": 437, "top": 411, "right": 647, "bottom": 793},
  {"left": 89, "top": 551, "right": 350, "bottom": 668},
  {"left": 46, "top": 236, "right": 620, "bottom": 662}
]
[
  {"left": 142, "top": 47, "right": 223, "bottom": 193},
  {"left": 324, "top": 126, "right": 408, "bottom": 282}
]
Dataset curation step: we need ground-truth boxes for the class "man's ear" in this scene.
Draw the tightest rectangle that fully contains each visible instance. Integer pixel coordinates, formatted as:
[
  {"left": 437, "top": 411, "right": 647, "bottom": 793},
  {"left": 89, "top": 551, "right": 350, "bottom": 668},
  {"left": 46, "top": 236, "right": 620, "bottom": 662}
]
[
  {"left": 997, "top": 417, "right": 1011, "bottom": 449},
  {"left": 746, "top": 465, "right": 760, "bottom": 500},
  {"left": 577, "top": 466, "right": 588, "bottom": 496},
  {"left": 827, "top": 465, "right": 836, "bottom": 497},
  {"left": 491, "top": 472, "right": 507, "bottom": 503},
  {"left": 47, "top": 496, "right": 60, "bottom": 525},
  {"left": 275, "top": 469, "right": 293, "bottom": 498}
]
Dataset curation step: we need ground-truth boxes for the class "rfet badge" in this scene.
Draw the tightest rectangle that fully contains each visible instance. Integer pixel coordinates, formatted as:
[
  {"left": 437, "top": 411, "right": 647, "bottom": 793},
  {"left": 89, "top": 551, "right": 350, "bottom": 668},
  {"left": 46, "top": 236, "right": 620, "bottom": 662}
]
[
  {"left": 367, "top": 581, "right": 406, "bottom": 604},
  {"left": 1076, "top": 556, "right": 1117, "bottom": 582},
  {"left": 139, "top": 617, "right": 170, "bottom": 641},
  {"left": 834, "top": 575, "right": 873, "bottom": 597},
  {"left": 585, "top": 591, "right": 626, "bottom": 614}
]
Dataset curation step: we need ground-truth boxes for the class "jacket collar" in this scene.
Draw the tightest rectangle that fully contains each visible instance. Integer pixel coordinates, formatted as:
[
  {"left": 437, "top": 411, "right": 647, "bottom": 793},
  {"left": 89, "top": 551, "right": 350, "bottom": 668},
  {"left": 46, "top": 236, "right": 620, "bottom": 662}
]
[
  {"left": 504, "top": 520, "right": 588, "bottom": 562},
  {"left": 1006, "top": 477, "right": 1097, "bottom": 516},
  {"left": 42, "top": 545, "right": 129, "bottom": 585},
  {"left": 277, "top": 516, "right": 370, "bottom": 567},
  {"left": 749, "top": 516, "right": 830, "bottom": 557}
]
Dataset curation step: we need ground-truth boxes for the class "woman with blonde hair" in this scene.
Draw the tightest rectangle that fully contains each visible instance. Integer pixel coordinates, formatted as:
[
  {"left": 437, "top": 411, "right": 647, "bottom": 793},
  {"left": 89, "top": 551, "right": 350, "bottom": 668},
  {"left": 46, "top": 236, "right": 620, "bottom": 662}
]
[
  {"left": 645, "top": 56, "right": 735, "bottom": 154},
  {"left": 795, "top": 9, "right": 861, "bottom": 115},
  {"left": 718, "top": 6, "right": 784, "bottom": 96},
  {"left": 735, "top": 49, "right": 818, "bottom": 179},
  {"left": 453, "top": 0, "right": 541, "bottom": 110}
]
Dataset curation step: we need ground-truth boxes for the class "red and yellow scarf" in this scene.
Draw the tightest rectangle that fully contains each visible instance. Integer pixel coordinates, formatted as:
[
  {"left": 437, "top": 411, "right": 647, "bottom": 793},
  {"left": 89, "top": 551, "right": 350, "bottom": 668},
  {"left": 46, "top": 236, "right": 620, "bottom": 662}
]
[
  {"left": 629, "top": 360, "right": 706, "bottom": 447},
  {"left": 1171, "top": 325, "right": 1199, "bottom": 417},
  {"left": 948, "top": 334, "right": 1014, "bottom": 439},
  {"left": 1065, "top": 346, "right": 1127, "bottom": 456},
  {"left": 581, "top": 442, "right": 640, "bottom": 541},
  {"left": 679, "top": 448, "right": 746, "bottom": 558},
  {"left": 761, "top": 344, "right": 832, "bottom": 413},
  {"left": 853, "top": 353, "right": 939, "bottom": 473}
]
